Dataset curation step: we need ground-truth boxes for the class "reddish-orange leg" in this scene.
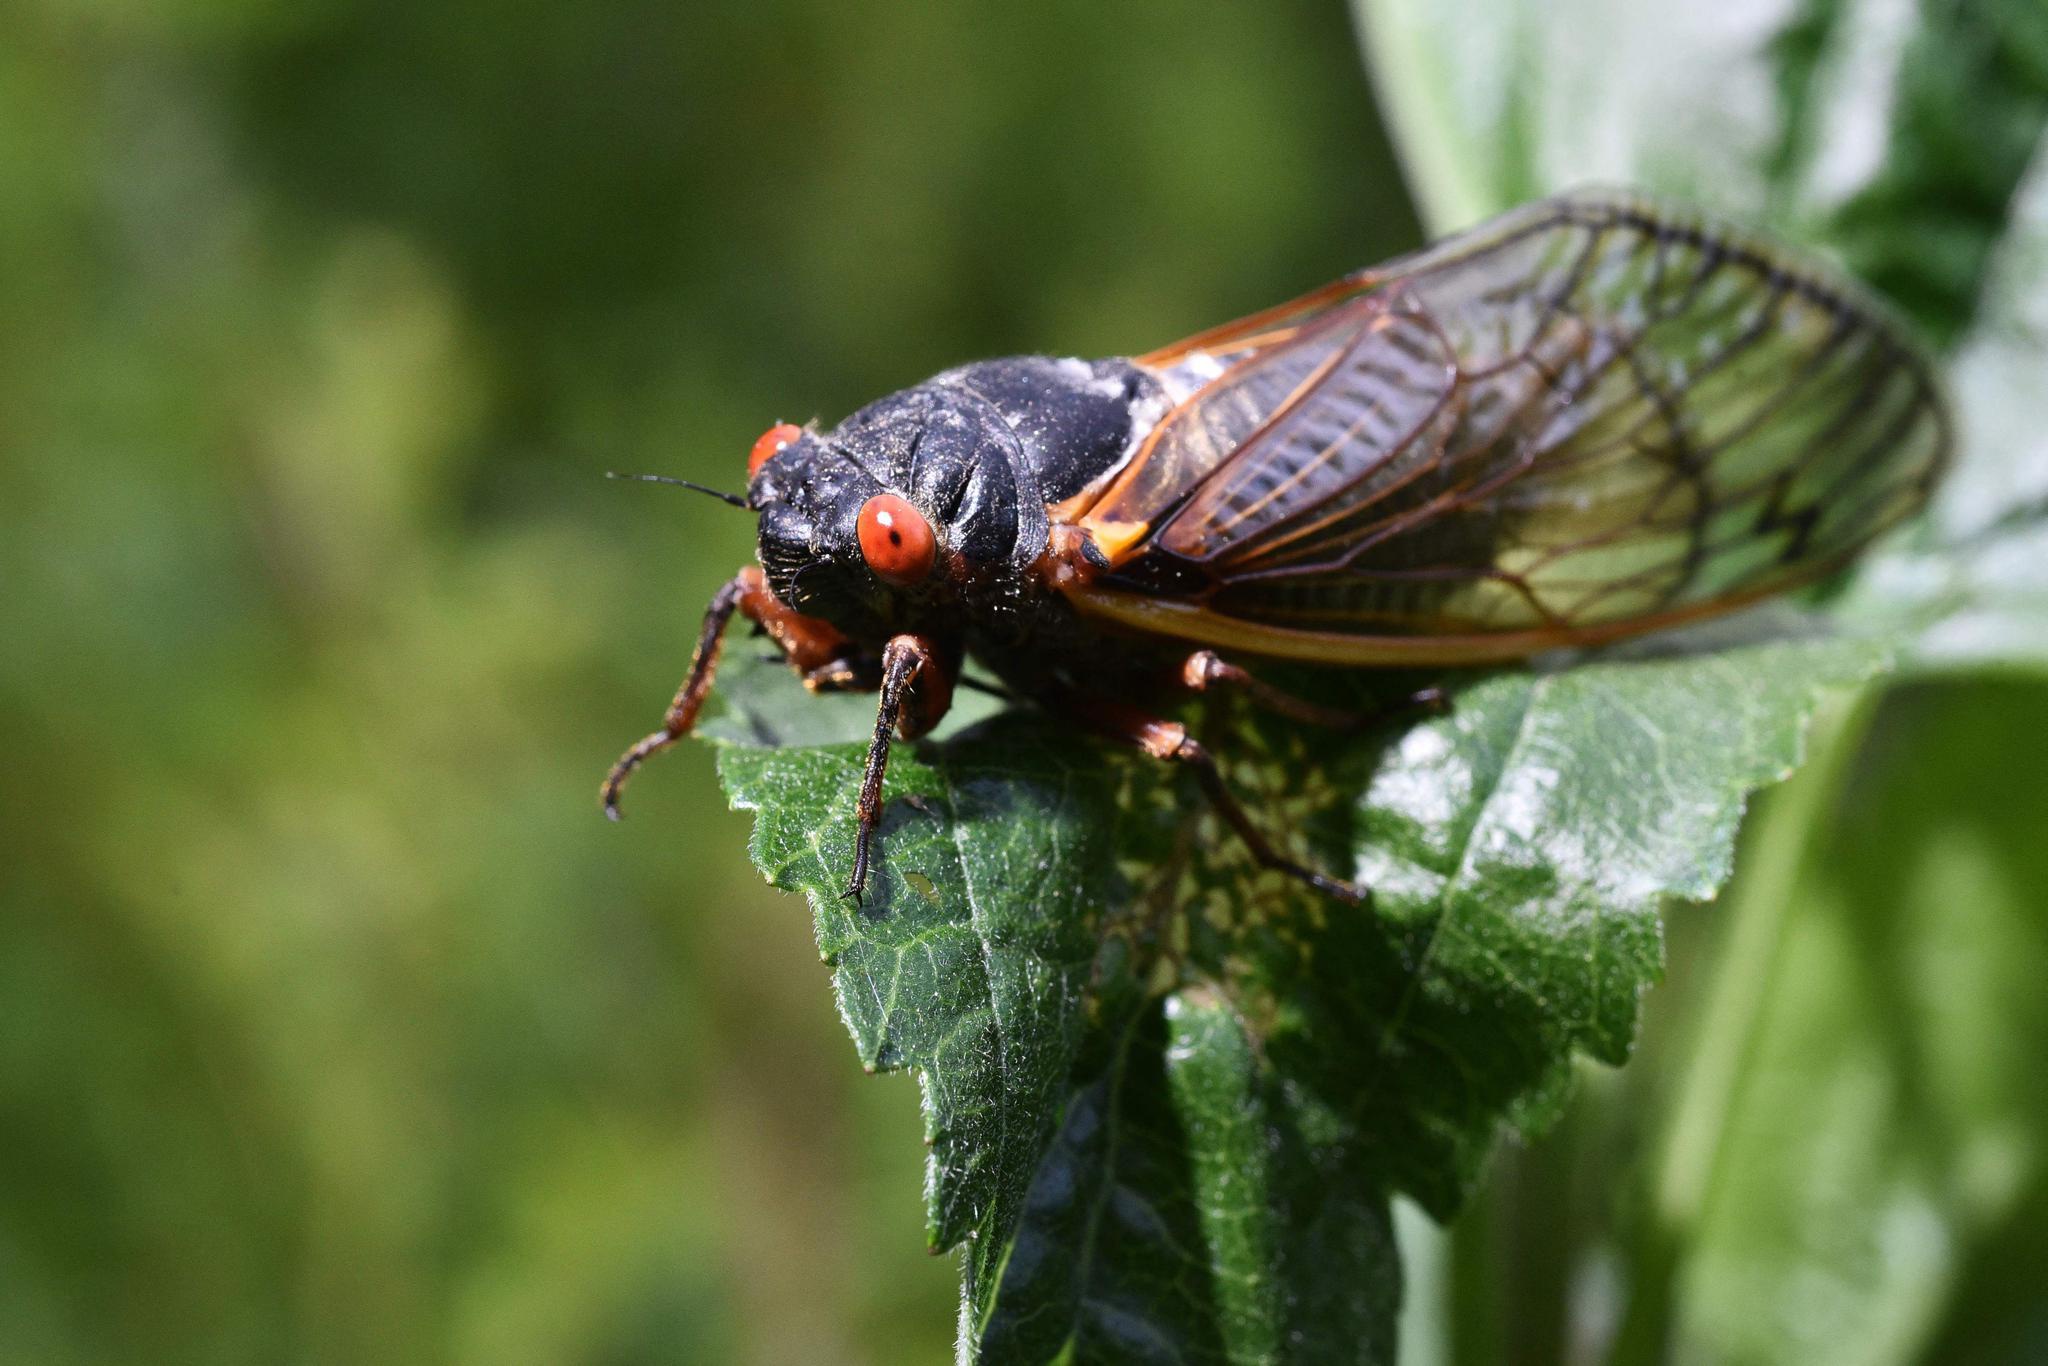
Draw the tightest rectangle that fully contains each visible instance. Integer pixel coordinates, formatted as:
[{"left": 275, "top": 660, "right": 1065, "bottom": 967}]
[
  {"left": 1179, "top": 650, "right": 1447, "bottom": 729},
  {"left": 603, "top": 565, "right": 860, "bottom": 818},
  {"left": 1066, "top": 694, "right": 1367, "bottom": 906},
  {"left": 1060, "top": 652, "right": 1451, "bottom": 904},
  {"left": 603, "top": 567, "right": 955, "bottom": 905},
  {"left": 602, "top": 572, "right": 750, "bottom": 817}
]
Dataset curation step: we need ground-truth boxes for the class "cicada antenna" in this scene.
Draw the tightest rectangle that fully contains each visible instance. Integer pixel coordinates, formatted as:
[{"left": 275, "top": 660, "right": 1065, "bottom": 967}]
[{"left": 605, "top": 471, "right": 749, "bottom": 508}]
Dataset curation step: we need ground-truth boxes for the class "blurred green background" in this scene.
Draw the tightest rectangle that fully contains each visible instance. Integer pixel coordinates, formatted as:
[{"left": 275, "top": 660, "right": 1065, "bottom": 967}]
[
  {"left": 14, "top": 0, "right": 2048, "bottom": 1361},
  {"left": 0, "top": 2, "right": 1419, "bottom": 1361}
]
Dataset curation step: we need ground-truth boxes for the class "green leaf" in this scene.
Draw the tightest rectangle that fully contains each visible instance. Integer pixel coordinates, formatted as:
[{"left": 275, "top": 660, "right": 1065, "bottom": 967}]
[
  {"left": 715, "top": 698, "right": 1117, "bottom": 1261},
  {"left": 711, "top": 601, "right": 1886, "bottom": 1360},
  {"left": 974, "top": 990, "right": 1400, "bottom": 1365}
]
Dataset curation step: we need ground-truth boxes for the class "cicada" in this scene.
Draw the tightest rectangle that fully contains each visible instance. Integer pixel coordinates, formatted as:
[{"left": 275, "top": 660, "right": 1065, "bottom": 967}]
[{"left": 604, "top": 190, "right": 1949, "bottom": 903}]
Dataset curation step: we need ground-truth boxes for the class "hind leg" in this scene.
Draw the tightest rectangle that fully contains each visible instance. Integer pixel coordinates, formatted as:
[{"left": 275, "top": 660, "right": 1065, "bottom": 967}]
[
  {"left": 1066, "top": 694, "right": 1366, "bottom": 906},
  {"left": 1177, "top": 650, "right": 1446, "bottom": 729}
]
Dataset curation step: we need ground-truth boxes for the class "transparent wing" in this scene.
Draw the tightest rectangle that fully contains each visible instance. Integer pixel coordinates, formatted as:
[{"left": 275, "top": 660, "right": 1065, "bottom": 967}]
[{"left": 1069, "top": 190, "right": 1949, "bottom": 659}]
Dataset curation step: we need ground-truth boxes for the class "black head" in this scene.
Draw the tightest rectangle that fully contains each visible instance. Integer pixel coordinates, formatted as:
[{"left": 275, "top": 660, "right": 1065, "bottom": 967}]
[{"left": 746, "top": 357, "right": 1150, "bottom": 642}]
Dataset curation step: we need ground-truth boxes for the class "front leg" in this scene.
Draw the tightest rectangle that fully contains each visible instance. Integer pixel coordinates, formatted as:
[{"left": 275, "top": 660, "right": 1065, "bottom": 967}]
[
  {"left": 602, "top": 570, "right": 753, "bottom": 817},
  {"left": 603, "top": 565, "right": 860, "bottom": 816},
  {"left": 846, "top": 633, "right": 956, "bottom": 903}
]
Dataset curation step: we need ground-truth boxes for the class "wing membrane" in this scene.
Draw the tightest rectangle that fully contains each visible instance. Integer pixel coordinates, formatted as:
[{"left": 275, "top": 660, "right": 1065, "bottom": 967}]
[{"left": 1068, "top": 191, "right": 1949, "bottom": 660}]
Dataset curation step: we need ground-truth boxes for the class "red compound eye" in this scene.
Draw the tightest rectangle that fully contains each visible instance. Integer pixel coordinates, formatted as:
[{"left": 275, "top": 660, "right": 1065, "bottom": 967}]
[
  {"left": 748, "top": 422, "right": 803, "bottom": 479},
  {"left": 856, "top": 493, "right": 936, "bottom": 587}
]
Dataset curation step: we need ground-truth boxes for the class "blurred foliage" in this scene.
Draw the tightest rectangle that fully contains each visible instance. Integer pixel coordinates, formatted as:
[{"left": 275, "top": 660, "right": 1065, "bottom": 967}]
[
  {"left": 0, "top": 1, "right": 1416, "bottom": 1363},
  {"left": 1359, "top": 2, "right": 2048, "bottom": 1363}
]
